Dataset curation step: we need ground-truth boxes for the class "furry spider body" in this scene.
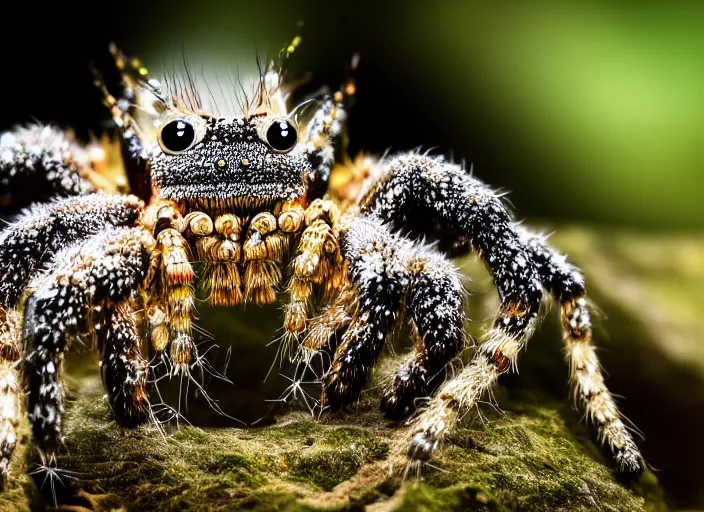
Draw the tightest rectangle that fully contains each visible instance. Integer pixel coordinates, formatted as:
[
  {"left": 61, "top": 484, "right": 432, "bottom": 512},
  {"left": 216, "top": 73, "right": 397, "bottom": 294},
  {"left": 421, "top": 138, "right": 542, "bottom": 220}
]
[{"left": 0, "top": 42, "right": 643, "bottom": 492}]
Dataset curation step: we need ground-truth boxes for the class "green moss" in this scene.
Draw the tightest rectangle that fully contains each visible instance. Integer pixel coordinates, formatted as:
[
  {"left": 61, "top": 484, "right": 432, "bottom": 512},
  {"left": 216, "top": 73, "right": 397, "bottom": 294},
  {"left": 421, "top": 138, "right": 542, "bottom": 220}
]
[
  {"left": 321, "top": 427, "right": 389, "bottom": 459},
  {"left": 172, "top": 426, "right": 210, "bottom": 444},
  {"left": 286, "top": 446, "right": 372, "bottom": 492},
  {"left": 398, "top": 483, "right": 503, "bottom": 512},
  {"left": 263, "top": 420, "right": 323, "bottom": 441}
]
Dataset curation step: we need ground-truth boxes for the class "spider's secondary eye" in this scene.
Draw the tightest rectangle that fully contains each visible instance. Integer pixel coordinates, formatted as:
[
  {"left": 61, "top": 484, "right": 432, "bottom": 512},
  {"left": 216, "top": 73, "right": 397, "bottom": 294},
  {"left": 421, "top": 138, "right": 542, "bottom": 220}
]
[
  {"left": 266, "top": 119, "right": 298, "bottom": 153},
  {"left": 158, "top": 118, "right": 197, "bottom": 154}
]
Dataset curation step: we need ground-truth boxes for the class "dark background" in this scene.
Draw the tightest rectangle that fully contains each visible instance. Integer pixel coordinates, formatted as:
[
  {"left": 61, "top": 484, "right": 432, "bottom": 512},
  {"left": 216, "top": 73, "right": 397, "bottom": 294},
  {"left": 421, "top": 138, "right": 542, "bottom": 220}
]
[
  {"left": 1, "top": 1, "right": 702, "bottom": 509},
  {"left": 1, "top": 1, "right": 702, "bottom": 229}
]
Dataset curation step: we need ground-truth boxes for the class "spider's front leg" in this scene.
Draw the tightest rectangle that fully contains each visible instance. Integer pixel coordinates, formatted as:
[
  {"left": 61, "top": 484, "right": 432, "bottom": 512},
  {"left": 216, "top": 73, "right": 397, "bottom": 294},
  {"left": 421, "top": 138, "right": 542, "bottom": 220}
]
[
  {"left": 23, "top": 226, "right": 152, "bottom": 458},
  {"left": 320, "top": 215, "right": 467, "bottom": 414},
  {"left": 357, "top": 154, "right": 544, "bottom": 419},
  {"left": 0, "top": 194, "right": 142, "bottom": 484},
  {"left": 99, "top": 302, "right": 150, "bottom": 428},
  {"left": 361, "top": 153, "right": 642, "bottom": 474}
]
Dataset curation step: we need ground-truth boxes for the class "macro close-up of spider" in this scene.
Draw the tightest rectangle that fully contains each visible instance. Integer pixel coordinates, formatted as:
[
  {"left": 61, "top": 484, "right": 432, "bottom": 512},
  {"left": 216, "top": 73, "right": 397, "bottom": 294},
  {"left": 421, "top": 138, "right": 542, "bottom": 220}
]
[
  {"left": 0, "top": 3, "right": 702, "bottom": 511},
  {"left": 0, "top": 37, "right": 644, "bottom": 487}
]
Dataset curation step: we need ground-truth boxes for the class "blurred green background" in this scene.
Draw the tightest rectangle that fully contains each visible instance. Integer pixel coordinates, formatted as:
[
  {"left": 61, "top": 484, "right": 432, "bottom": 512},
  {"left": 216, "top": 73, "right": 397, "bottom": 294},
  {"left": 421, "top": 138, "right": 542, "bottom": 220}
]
[
  {"left": 2, "top": 1, "right": 700, "bottom": 229},
  {"left": 140, "top": 1, "right": 704, "bottom": 230}
]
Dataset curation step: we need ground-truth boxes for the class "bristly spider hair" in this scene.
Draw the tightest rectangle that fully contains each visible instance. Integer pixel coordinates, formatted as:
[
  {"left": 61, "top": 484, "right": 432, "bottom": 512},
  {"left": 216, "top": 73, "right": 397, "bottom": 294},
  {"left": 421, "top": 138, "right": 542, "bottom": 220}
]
[{"left": 0, "top": 33, "right": 644, "bottom": 497}]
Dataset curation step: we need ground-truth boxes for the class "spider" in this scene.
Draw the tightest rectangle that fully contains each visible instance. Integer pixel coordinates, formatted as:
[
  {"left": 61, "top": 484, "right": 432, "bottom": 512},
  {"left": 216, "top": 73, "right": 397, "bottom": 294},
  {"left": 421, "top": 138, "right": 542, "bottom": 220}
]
[{"left": 0, "top": 38, "right": 644, "bottom": 492}]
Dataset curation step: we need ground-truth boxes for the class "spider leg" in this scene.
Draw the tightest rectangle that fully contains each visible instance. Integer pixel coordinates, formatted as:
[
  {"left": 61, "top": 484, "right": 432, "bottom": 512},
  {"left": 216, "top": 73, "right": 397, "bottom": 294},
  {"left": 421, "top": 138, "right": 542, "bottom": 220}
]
[
  {"left": 92, "top": 44, "right": 169, "bottom": 200},
  {"left": 363, "top": 152, "right": 543, "bottom": 374},
  {"left": 519, "top": 227, "right": 644, "bottom": 474},
  {"left": 0, "top": 125, "right": 99, "bottom": 214},
  {"left": 301, "top": 56, "right": 356, "bottom": 201},
  {"left": 0, "top": 194, "right": 143, "bottom": 310},
  {"left": 0, "top": 308, "right": 21, "bottom": 489},
  {"left": 357, "top": 154, "right": 549, "bottom": 464},
  {"left": 23, "top": 226, "right": 152, "bottom": 457},
  {"left": 361, "top": 154, "right": 543, "bottom": 368},
  {"left": 321, "top": 216, "right": 409, "bottom": 411},
  {"left": 321, "top": 215, "right": 466, "bottom": 414},
  {"left": 0, "top": 194, "right": 142, "bottom": 484},
  {"left": 302, "top": 95, "right": 347, "bottom": 200},
  {"left": 380, "top": 251, "right": 467, "bottom": 419},
  {"left": 98, "top": 302, "right": 149, "bottom": 428}
]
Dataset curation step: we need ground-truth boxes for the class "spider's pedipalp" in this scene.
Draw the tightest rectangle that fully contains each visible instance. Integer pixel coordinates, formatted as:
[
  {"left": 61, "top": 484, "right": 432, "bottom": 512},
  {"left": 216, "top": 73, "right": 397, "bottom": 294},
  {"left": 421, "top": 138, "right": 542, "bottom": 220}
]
[
  {"left": 380, "top": 251, "right": 467, "bottom": 420},
  {"left": 23, "top": 226, "right": 152, "bottom": 456},
  {"left": 99, "top": 302, "right": 150, "bottom": 428},
  {"left": 284, "top": 198, "right": 344, "bottom": 342}
]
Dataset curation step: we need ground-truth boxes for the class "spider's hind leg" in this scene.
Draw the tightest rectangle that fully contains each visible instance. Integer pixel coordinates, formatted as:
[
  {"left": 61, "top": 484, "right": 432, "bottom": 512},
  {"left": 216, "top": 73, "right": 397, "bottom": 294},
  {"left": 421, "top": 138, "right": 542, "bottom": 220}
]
[
  {"left": 0, "top": 125, "right": 99, "bottom": 214},
  {"left": 520, "top": 228, "right": 644, "bottom": 474}
]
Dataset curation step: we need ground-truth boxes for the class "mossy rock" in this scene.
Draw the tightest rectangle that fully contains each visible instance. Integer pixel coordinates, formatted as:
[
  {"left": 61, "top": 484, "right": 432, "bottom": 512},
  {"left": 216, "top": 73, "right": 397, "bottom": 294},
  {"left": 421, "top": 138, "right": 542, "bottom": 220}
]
[{"left": 4, "top": 226, "right": 699, "bottom": 511}]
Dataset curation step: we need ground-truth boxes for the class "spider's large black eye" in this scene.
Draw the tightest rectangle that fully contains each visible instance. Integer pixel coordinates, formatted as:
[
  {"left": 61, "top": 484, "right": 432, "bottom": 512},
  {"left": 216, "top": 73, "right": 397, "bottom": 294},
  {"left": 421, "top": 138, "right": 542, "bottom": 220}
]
[
  {"left": 158, "top": 118, "right": 197, "bottom": 154},
  {"left": 266, "top": 118, "right": 298, "bottom": 153}
]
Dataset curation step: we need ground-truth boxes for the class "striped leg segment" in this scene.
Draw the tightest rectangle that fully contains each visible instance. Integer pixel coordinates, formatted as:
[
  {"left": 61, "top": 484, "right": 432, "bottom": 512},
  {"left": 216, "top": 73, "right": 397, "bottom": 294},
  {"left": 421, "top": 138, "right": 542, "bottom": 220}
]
[
  {"left": 99, "top": 303, "right": 149, "bottom": 428},
  {"left": 0, "top": 308, "right": 21, "bottom": 489},
  {"left": 521, "top": 228, "right": 644, "bottom": 474},
  {"left": 562, "top": 298, "right": 643, "bottom": 473},
  {"left": 380, "top": 253, "right": 467, "bottom": 419},
  {"left": 23, "top": 227, "right": 151, "bottom": 456}
]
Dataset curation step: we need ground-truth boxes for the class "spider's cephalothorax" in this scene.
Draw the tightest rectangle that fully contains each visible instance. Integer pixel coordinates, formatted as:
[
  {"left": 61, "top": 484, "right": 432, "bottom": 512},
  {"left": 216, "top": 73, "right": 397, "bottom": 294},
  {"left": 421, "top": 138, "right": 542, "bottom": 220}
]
[{"left": 0, "top": 40, "right": 644, "bottom": 493}]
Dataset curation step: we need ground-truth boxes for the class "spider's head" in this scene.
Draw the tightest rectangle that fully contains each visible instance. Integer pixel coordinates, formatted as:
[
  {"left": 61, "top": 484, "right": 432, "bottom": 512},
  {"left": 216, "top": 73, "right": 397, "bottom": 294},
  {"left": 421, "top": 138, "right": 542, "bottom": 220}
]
[
  {"left": 147, "top": 112, "right": 313, "bottom": 214},
  {"left": 97, "top": 43, "right": 349, "bottom": 213}
]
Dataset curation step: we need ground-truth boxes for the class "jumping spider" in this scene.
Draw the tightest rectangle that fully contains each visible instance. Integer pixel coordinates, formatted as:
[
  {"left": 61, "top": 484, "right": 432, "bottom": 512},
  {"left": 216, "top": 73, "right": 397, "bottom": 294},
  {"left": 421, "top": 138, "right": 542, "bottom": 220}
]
[{"left": 0, "top": 39, "right": 644, "bottom": 492}]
